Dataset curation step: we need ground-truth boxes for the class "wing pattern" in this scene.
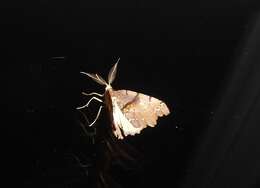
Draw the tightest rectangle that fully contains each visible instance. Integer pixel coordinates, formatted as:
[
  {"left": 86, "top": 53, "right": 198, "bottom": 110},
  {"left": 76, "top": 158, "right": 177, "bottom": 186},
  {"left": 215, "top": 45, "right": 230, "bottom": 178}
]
[{"left": 110, "top": 89, "right": 170, "bottom": 138}]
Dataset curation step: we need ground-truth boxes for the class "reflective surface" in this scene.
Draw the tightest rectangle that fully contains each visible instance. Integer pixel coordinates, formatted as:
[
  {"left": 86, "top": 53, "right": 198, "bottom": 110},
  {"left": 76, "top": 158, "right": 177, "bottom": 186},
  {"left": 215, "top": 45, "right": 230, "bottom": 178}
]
[{"left": 3, "top": 1, "right": 259, "bottom": 187}]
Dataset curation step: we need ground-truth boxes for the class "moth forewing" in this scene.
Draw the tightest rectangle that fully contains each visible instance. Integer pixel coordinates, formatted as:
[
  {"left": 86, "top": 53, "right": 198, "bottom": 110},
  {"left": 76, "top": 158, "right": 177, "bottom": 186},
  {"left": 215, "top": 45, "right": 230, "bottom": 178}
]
[
  {"left": 111, "top": 96, "right": 143, "bottom": 139},
  {"left": 108, "top": 60, "right": 119, "bottom": 85},
  {"left": 108, "top": 89, "right": 170, "bottom": 138}
]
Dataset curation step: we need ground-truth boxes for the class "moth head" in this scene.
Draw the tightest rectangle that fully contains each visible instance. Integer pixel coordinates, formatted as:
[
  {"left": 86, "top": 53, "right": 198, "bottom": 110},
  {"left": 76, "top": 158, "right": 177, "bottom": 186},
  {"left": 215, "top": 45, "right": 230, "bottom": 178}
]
[{"left": 80, "top": 58, "right": 120, "bottom": 90}]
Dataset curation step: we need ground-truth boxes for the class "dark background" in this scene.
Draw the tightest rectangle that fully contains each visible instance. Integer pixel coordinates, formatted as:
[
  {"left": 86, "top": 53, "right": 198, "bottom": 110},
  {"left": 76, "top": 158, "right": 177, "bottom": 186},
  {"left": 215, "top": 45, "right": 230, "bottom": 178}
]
[{"left": 2, "top": 0, "right": 260, "bottom": 187}]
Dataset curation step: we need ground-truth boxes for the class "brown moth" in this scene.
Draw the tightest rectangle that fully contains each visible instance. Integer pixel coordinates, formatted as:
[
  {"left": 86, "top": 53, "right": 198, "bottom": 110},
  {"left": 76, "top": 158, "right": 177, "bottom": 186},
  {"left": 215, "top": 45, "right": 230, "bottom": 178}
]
[{"left": 77, "top": 58, "right": 170, "bottom": 139}]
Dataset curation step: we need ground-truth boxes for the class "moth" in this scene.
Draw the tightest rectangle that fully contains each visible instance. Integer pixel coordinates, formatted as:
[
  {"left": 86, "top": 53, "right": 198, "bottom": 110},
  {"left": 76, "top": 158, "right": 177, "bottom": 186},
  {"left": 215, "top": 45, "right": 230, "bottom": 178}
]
[{"left": 77, "top": 58, "right": 170, "bottom": 139}]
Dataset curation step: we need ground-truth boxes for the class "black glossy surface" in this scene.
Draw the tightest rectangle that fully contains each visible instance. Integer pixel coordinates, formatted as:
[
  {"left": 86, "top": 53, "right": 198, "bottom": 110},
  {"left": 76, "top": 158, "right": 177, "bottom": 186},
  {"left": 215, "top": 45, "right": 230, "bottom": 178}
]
[{"left": 2, "top": 1, "right": 259, "bottom": 187}]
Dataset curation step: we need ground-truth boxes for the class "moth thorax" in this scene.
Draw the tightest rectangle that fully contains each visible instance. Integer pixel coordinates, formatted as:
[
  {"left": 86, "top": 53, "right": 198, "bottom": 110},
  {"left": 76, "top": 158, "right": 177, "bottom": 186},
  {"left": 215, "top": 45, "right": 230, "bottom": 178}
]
[{"left": 105, "top": 84, "right": 112, "bottom": 90}]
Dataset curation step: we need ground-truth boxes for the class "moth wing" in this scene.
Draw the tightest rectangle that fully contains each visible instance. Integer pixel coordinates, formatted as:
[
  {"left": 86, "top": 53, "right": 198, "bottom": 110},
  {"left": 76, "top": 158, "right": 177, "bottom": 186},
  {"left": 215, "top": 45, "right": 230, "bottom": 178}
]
[
  {"left": 111, "top": 98, "right": 143, "bottom": 139},
  {"left": 110, "top": 90, "right": 170, "bottom": 131}
]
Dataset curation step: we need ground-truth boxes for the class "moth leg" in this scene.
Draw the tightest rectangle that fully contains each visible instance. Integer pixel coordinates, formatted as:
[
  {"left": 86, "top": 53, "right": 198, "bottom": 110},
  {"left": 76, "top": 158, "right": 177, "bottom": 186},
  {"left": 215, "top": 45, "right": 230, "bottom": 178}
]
[
  {"left": 88, "top": 105, "right": 103, "bottom": 127},
  {"left": 80, "top": 71, "right": 88, "bottom": 76},
  {"left": 77, "top": 97, "right": 103, "bottom": 110},
  {"left": 82, "top": 92, "right": 104, "bottom": 97}
]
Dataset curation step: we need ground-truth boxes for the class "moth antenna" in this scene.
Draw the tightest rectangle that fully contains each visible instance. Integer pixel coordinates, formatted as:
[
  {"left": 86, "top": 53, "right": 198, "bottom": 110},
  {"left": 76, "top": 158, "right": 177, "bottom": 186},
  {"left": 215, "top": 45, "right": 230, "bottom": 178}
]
[
  {"left": 80, "top": 72, "right": 107, "bottom": 86},
  {"left": 108, "top": 58, "right": 120, "bottom": 85},
  {"left": 95, "top": 74, "right": 108, "bottom": 85}
]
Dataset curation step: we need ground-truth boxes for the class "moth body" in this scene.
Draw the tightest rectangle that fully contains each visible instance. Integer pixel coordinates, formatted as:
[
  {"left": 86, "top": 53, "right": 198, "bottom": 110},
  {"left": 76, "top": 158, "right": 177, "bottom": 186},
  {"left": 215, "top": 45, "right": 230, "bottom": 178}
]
[{"left": 78, "top": 59, "right": 170, "bottom": 139}]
